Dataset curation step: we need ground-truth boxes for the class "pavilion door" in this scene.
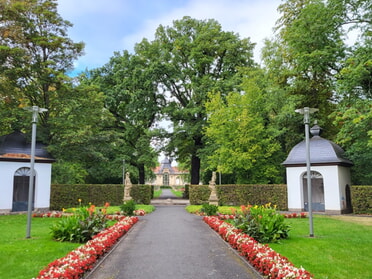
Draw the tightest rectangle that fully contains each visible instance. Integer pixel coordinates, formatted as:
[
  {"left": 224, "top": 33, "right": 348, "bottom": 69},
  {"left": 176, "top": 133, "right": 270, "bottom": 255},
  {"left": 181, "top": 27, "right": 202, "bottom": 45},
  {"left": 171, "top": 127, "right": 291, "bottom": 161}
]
[
  {"left": 303, "top": 171, "right": 325, "bottom": 212},
  {"left": 12, "top": 168, "right": 35, "bottom": 212}
]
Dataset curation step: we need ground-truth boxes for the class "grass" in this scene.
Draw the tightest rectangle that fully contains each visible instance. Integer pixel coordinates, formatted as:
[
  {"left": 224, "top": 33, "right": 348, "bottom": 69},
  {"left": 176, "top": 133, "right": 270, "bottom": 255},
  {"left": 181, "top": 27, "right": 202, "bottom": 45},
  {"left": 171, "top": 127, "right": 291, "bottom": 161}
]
[
  {"left": 269, "top": 215, "right": 372, "bottom": 279},
  {"left": 171, "top": 189, "right": 184, "bottom": 198},
  {"left": 0, "top": 214, "right": 80, "bottom": 279},
  {"left": 0, "top": 205, "right": 155, "bottom": 279},
  {"left": 186, "top": 205, "right": 240, "bottom": 214},
  {"left": 185, "top": 206, "right": 372, "bottom": 279}
]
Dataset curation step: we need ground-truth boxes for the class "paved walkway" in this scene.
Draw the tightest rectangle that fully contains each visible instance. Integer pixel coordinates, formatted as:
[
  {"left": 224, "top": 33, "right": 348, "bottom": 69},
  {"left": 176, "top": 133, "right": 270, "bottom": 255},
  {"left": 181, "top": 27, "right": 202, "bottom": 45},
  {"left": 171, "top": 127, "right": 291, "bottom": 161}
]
[{"left": 85, "top": 190, "right": 262, "bottom": 279}]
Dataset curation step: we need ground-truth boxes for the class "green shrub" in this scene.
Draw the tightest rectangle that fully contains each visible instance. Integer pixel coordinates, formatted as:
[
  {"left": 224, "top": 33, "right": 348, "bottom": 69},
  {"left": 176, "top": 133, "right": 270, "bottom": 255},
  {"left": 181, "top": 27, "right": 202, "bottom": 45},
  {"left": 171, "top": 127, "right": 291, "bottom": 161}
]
[
  {"left": 120, "top": 200, "right": 137, "bottom": 216},
  {"left": 50, "top": 202, "right": 108, "bottom": 243},
  {"left": 182, "top": 184, "right": 189, "bottom": 199},
  {"left": 201, "top": 203, "right": 219, "bottom": 216},
  {"left": 232, "top": 203, "right": 290, "bottom": 243}
]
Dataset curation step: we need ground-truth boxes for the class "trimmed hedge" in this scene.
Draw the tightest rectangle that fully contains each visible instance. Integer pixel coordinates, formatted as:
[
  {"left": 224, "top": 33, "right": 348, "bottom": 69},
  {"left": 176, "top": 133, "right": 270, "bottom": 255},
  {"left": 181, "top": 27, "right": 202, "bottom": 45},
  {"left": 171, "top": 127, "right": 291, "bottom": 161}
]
[
  {"left": 351, "top": 186, "right": 372, "bottom": 214},
  {"left": 189, "top": 184, "right": 288, "bottom": 211},
  {"left": 50, "top": 184, "right": 152, "bottom": 210}
]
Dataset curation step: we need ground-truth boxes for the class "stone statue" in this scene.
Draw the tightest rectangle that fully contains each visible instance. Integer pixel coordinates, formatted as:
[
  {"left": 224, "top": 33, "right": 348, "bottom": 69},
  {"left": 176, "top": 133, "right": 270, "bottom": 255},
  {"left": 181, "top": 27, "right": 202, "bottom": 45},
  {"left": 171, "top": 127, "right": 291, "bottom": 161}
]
[
  {"left": 123, "top": 172, "right": 132, "bottom": 201},
  {"left": 208, "top": 171, "right": 218, "bottom": 205}
]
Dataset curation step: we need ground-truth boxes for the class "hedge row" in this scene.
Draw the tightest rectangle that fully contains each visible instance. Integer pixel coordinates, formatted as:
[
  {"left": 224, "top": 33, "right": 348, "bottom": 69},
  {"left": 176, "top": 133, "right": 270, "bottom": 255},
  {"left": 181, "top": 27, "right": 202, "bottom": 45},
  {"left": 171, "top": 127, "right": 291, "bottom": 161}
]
[
  {"left": 189, "top": 184, "right": 288, "bottom": 211},
  {"left": 50, "top": 184, "right": 152, "bottom": 210},
  {"left": 351, "top": 186, "right": 372, "bottom": 214}
]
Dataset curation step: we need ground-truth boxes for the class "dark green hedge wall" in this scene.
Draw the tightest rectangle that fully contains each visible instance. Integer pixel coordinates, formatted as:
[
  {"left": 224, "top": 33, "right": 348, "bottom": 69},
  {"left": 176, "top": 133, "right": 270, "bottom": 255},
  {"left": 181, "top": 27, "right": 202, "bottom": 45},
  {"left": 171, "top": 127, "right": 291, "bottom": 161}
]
[
  {"left": 50, "top": 184, "right": 152, "bottom": 210},
  {"left": 189, "top": 184, "right": 288, "bottom": 210},
  {"left": 351, "top": 186, "right": 372, "bottom": 214}
]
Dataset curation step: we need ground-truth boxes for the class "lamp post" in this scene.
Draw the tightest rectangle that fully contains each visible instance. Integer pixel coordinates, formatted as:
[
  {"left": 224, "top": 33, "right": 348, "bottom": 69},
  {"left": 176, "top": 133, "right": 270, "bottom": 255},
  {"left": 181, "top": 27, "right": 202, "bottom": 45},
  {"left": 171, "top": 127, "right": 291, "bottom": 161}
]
[
  {"left": 24, "top": 106, "right": 47, "bottom": 239},
  {"left": 122, "top": 159, "right": 125, "bottom": 185},
  {"left": 295, "top": 107, "right": 318, "bottom": 237}
]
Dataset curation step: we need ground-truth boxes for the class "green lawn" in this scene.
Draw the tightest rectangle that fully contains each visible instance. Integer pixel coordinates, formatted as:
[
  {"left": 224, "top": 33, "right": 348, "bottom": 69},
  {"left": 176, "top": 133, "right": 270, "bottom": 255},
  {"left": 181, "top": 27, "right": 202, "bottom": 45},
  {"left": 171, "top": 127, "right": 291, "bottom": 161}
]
[
  {"left": 0, "top": 214, "right": 80, "bottom": 279},
  {"left": 0, "top": 205, "right": 155, "bottom": 279},
  {"left": 269, "top": 215, "right": 372, "bottom": 279}
]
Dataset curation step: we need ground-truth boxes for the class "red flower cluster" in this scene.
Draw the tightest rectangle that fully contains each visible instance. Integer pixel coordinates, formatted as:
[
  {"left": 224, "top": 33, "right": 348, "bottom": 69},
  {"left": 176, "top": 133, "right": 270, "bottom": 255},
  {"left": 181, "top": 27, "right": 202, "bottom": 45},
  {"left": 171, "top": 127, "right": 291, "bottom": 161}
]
[
  {"left": 283, "top": 212, "right": 307, "bottom": 219},
  {"left": 34, "top": 216, "right": 138, "bottom": 279},
  {"left": 33, "top": 212, "right": 65, "bottom": 218},
  {"left": 217, "top": 213, "right": 235, "bottom": 220},
  {"left": 203, "top": 216, "right": 313, "bottom": 279}
]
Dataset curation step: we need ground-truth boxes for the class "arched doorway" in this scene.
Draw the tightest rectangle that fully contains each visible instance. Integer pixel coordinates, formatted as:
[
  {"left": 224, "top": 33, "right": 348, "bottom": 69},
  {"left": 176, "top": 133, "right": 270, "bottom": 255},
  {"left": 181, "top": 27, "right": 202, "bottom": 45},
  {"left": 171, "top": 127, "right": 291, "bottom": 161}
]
[
  {"left": 162, "top": 172, "right": 169, "bottom": 186},
  {"left": 303, "top": 171, "right": 325, "bottom": 212},
  {"left": 12, "top": 167, "right": 35, "bottom": 212},
  {"left": 345, "top": 184, "right": 352, "bottom": 212}
]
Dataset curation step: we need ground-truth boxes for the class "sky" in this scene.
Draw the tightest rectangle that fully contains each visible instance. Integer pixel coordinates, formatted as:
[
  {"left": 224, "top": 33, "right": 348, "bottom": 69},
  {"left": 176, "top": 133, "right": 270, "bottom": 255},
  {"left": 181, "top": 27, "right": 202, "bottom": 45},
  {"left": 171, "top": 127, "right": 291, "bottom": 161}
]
[{"left": 56, "top": 0, "right": 282, "bottom": 75}]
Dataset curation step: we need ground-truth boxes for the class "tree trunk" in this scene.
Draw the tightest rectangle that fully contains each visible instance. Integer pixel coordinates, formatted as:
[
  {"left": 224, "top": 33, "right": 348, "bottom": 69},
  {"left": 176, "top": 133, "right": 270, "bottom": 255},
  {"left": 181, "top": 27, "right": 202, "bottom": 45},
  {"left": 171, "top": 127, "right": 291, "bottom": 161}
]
[
  {"left": 138, "top": 163, "right": 145, "bottom": 184},
  {"left": 190, "top": 154, "right": 200, "bottom": 185}
]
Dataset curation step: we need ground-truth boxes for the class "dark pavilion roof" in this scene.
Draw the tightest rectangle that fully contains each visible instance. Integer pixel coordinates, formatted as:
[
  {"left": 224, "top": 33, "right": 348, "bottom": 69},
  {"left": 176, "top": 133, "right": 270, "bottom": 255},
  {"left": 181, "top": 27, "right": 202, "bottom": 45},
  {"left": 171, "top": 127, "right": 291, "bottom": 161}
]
[
  {"left": 0, "top": 130, "right": 54, "bottom": 163},
  {"left": 153, "top": 157, "right": 186, "bottom": 174},
  {"left": 282, "top": 125, "right": 353, "bottom": 167}
]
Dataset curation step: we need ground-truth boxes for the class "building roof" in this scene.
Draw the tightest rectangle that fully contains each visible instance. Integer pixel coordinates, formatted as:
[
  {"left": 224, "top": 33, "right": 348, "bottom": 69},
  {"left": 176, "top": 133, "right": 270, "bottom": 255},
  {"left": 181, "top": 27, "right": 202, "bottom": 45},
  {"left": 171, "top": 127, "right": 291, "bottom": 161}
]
[
  {"left": 0, "top": 130, "right": 54, "bottom": 163},
  {"left": 282, "top": 125, "right": 353, "bottom": 167},
  {"left": 153, "top": 157, "right": 187, "bottom": 174}
]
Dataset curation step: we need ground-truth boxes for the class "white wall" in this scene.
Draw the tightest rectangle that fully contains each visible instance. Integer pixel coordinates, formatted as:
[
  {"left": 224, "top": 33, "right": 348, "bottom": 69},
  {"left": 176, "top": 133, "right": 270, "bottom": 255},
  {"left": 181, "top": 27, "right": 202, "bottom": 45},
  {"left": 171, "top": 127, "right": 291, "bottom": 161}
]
[
  {"left": 286, "top": 165, "right": 350, "bottom": 213},
  {"left": 0, "top": 161, "right": 52, "bottom": 212}
]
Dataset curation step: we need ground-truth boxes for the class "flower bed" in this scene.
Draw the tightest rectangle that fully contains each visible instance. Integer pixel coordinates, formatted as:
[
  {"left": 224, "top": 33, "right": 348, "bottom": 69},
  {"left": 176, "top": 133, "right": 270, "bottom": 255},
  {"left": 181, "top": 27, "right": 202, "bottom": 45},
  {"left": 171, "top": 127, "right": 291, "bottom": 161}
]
[
  {"left": 204, "top": 216, "right": 313, "bottom": 279},
  {"left": 34, "top": 216, "right": 138, "bottom": 279}
]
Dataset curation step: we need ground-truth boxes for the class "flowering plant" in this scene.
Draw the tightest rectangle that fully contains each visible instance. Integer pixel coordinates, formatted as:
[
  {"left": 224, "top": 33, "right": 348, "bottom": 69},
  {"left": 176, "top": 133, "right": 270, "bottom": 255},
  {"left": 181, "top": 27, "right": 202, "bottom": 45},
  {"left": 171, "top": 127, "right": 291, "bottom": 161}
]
[
  {"left": 50, "top": 200, "right": 110, "bottom": 243},
  {"left": 232, "top": 203, "right": 290, "bottom": 243},
  {"left": 204, "top": 216, "right": 313, "bottom": 279},
  {"left": 35, "top": 216, "right": 138, "bottom": 279}
]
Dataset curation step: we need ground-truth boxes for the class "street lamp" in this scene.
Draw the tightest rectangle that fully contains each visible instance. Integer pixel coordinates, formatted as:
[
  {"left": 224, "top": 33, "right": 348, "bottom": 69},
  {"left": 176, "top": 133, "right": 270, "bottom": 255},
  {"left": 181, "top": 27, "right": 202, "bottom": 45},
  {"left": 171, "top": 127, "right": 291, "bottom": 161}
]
[
  {"left": 24, "top": 106, "right": 47, "bottom": 239},
  {"left": 122, "top": 159, "right": 125, "bottom": 185},
  {"left": 295, "top": 107, "right": 318, "bottom": 237}
]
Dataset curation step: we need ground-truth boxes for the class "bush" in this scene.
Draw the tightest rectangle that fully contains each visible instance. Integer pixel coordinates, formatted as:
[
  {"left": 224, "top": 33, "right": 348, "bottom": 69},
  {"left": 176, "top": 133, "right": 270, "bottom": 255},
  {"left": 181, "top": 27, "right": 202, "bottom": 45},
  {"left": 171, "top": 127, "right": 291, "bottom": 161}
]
[
  {"left": 232, "top": 203, "right": 290, "bottom": 243},
  {"left": 201, "top": 203, "right": 219, "bottom": 216},
  {"left": 120, "top": 200, "right": 137, "bottom": 216},
  {"left": 50, "top": 202, "right": 109, "bottom": 243}
]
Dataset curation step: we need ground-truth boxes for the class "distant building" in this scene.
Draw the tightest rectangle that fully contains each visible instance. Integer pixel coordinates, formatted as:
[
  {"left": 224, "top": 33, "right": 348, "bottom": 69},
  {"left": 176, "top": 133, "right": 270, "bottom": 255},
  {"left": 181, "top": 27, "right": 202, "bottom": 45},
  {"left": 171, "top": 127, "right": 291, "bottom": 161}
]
[
  {"left": 0, "top": 131, "right": 54, "bottom": 214},
  {"left": 148, "top": 157, "right": 188, "bottom": 187}
]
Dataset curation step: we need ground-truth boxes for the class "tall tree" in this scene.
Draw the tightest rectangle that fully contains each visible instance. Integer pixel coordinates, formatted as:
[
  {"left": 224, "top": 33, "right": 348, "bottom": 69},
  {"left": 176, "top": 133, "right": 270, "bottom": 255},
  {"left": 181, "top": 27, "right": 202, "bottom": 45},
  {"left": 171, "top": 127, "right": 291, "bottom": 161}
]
[
  {"left": 89, "top": 51, "right": 161, "bottom": 184},
  {"left": 0, "top": 0, "right": 84, "bottom": 138},
  {"left": 204, "top": 68, "right": 283, "bottom": 183},
  {"left": 136, "top": 16, "right": 255, "bottom": 184}
]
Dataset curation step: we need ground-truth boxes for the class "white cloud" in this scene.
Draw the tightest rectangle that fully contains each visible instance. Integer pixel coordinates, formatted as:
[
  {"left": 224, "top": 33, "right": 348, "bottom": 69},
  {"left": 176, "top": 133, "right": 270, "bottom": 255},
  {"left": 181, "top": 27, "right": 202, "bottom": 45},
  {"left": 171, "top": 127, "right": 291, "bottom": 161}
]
[
  {"left": 57, "top": 0, "right": 281, "bottom": 72},
  {"left": 120, "top": 0, "right": 281, "bottom": 61}
]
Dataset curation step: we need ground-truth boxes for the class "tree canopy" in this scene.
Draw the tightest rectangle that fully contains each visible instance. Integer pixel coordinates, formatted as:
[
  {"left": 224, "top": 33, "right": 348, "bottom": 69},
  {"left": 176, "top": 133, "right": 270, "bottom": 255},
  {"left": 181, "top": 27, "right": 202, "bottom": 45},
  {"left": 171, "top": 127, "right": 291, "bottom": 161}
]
[{"left": 1, "top": 0, "right": 372, "bottom": 185}]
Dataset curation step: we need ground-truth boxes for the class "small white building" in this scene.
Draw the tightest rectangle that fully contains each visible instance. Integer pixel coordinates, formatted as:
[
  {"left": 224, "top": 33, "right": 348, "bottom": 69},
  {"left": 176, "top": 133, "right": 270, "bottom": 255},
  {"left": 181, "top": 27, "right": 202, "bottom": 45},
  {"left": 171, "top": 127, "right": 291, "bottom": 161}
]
[
  {"left": 0, "top": 131, "right": 54, "bottom": 214},
  {"left": 282, "top": 125, "right": 353, "bottom": 214},
  {"left": 148, "top": 157, "right": 188, "bottom": 187}
]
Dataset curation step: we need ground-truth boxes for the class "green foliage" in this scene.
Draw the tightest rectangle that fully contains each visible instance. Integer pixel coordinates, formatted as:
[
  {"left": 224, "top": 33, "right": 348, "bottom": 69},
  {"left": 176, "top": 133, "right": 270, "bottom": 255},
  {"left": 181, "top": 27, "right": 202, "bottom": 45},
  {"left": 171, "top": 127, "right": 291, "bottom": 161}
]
[
  {"left": 351, "top": 186, "right": 372, "bottom": 214},
  {"left": 120, "top": 200, "right": 137, "bottom": 216},
  {"left": 232, "top": 204, "right": 290, "bottom": 243},
  {"left": 50, "top": 184, "right": 153, "bottom": 210},
  {"left": 189, "top": 184, "right": 287, "bottom": 210},
  {"left": 182, "top": 184, "right": 189, "bottom": 199},
  {"left": 136, "top": 16, "right": 255, "bottom": 184},
  {"left": 201, "top": 203, "right": 219, "bottom": 216},
  {"left": 332, "top": 100, "right": 372, "bottom": 184},
  {"left": 204, "top": 68, "right": 283, "bottom": 183},
  {"left": 50, "top": 203, "right": 108, "bottom": 243},
  {"left": 189, "top": 185, "right": 211, "bottom": 205}
]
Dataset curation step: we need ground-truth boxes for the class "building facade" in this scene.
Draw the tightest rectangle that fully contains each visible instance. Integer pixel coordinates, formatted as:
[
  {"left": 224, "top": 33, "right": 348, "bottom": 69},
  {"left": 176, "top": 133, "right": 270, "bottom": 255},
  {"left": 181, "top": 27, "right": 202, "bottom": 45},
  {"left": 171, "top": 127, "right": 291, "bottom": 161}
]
[
  {"left": 148, "top": 157, "right": 188, "bottom": 187},
  {"left": 0, "top": 131, "right": 54, "bottom": 213}
]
